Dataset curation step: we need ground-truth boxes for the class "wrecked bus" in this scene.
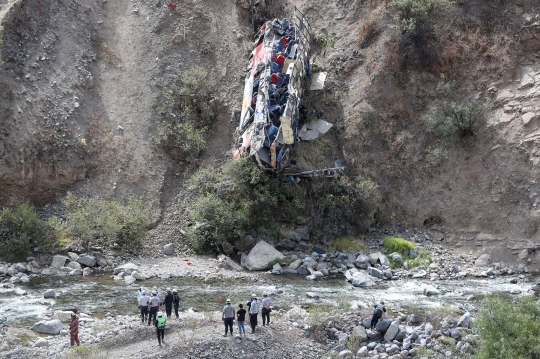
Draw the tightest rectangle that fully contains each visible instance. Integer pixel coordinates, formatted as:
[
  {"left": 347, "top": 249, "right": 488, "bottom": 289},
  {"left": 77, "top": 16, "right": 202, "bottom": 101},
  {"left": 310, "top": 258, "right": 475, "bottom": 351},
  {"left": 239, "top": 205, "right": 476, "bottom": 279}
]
[{"left": 234, "top": 8, "right": 313, "bottom": 171}]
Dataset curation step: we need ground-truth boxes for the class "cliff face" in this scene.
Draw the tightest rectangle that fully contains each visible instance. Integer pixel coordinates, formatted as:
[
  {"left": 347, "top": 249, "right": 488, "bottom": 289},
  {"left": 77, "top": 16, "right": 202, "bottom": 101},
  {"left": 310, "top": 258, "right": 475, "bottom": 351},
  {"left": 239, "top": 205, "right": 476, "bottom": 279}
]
[{"left": 1, "top": 0, "right": 540, "bottom": 262}]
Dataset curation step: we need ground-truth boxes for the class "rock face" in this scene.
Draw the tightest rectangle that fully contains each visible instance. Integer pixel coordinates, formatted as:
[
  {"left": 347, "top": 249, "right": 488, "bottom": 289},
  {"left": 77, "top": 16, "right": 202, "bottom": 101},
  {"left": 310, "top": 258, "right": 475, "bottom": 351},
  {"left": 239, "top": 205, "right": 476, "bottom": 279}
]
[
  {"left": 244, "top": 241, "right": 284, "bottom": 271},
  {"left": 32, "top": 319, "right": 63, "bottom": 335},
  {"left": 234, "top": 235, "right": 257, "bottom": 251},
  {"left": 475, "top": 254, "right": 492, "bottom": 267},
  {"left": 163, "top": 243, "right": 175, "bottom": 256}
]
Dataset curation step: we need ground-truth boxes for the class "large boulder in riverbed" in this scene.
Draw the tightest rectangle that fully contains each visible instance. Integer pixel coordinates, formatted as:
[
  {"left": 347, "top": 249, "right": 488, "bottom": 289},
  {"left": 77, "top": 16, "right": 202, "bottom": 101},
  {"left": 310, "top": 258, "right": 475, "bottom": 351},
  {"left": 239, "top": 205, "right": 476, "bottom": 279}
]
[
  {"left": 163, "top": 243, "right": 175, "bottom": 256},
  {"left": 244, "top": 241, "right": 284, "bottom": 271},
  {"left": 355, "top": 255, "right": 370, "bottom": 269},
  {"left": 32, "top": 319, "right": 63, "bottom": 335},
  {"left": 77, "top": 255, "right": 97, "bottom": 267},
  {"left": 351, "top": 272, "right": 375, "bottom": 288},
  {"left": 383, "top": 321, "right": 400, "bottom": 341},
  {"left": 475, "top": 254, "right": 492, "bottom": 267},
  {"left": 51, "top": 255, "right": 69, "bottom": 269},
  {"left": 43, "top": 289, "right": 57, "bottom": 299}
]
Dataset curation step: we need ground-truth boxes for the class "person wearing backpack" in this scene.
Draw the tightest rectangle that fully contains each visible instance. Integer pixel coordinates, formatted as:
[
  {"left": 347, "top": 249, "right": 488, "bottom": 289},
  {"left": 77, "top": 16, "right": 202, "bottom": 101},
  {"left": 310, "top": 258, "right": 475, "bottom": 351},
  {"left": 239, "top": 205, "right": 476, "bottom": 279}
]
[
  {"left": 172, "top": 289, "right": 180, "bottom": 318},
  {"left": 370, "top": 301, "right": 387, "bottom": 330},
  {"left": 155, "top": 311, "right": 166, "bottom": 346}
]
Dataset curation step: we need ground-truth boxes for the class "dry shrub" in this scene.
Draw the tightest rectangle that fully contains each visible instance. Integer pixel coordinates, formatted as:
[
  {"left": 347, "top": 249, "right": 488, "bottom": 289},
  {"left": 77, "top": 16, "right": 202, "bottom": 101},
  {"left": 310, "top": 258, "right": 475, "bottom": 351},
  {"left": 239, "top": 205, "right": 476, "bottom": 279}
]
[
  {"left": 384, "top": 33, "right": 407, "bottom": 82},
  {"left": 357, "top": 22, "right": 381, "bottom": 48}
]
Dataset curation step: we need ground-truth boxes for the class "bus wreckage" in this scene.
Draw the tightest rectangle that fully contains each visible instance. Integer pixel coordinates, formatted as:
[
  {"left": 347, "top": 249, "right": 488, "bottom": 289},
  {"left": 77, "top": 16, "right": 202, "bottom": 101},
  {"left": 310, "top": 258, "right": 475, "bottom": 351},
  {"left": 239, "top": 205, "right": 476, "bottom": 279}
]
[{"left": 234, "top": 8, "right": 342, "bottom": 177}]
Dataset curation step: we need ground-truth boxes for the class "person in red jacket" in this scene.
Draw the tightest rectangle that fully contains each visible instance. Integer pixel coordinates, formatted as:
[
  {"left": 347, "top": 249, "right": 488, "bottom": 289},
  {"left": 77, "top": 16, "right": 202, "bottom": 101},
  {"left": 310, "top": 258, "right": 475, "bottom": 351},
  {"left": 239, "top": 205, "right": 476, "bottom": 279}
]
[{"left": 69, "top": 313, "right": 80, "bottom": 346}]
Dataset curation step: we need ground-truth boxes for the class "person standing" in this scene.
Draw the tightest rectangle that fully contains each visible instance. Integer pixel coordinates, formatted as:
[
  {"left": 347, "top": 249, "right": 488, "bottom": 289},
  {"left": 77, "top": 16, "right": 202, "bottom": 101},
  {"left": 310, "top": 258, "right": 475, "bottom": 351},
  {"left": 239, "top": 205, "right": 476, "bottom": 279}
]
[
  {"left": 139, "top": 291, "right": 150, "bottom": 323},
  {"left": 173, "top": 289, "right": 180, "bottom": 319},
  {"left": 246, "top": 295, "right": 253, "bottom": 329},
  {"left": 164, "top": 288, "right": 174, "bottom": 318},
  {"left": 155, "top": 311, "right": 166, "bottom": 347},
  {"left": 222, "top": 299, "right": 236, "bottom": 337},
  {"left": 248, "top": 294, "right": 259, "bottom": 333},
  {"left": 261, "top": 292, "right": 272, "bottom": 326},
  {"left": 237, "top": 303, "right": 246, "bottom": 335},
  {"left": 370, "top": 301, "right": 387, "bottom": 330},
  {"left": 69, "top": 313, "right": 80, "bottom": 347},
  {"left": 148, "top": 291, "right": 160, "bottom": 325}
]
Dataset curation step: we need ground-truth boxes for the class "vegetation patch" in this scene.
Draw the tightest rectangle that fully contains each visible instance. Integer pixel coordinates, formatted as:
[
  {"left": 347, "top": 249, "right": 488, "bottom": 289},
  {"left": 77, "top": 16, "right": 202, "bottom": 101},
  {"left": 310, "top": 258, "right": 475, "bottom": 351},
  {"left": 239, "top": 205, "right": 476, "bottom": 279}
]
[
  {"left": 328, "top": 235, "right": 367, "bottom": 252},
  {"left": 409, "top": 250, "right": 432, "bottom": 268},
  {"left": 474, "top": 296, "right": 540, "bottom": 359},
  {"left": 383, "top": 236, "right": 416, "bottom": 253},
  {"left": 268, "top": 257, "right": 296, "bottom": 269},
  {"left": 155, "top": 66, "right": 215, "bottom": 160},
  {"left": 49, "top": 193, "right": 151, "bottom": 252},
  {"left": 0, "top": 199, "right": 57, "bottom": 261}
]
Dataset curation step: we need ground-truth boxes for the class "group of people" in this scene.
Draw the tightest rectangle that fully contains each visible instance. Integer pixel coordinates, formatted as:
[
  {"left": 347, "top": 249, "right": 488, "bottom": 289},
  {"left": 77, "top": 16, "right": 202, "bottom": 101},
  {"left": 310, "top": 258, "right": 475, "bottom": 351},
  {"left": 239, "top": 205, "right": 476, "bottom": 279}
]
[
  {"left": 137, "top": 287, "right": 180, "bottom": 346},
  {"left": 222, "top": 292, "right": 273, "bottom": 337}
]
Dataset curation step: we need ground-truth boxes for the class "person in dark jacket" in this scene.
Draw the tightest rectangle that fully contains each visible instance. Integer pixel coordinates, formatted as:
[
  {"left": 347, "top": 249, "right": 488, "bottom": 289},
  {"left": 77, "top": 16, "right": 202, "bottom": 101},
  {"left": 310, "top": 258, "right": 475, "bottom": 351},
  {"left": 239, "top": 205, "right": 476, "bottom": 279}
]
[
  {"left": 370, "top": 301, "right": 387, "bottom": 329},
  {"left": 164, "top": 288, "right": 174, "bottom": 318},
  {"left": 237, "top": 303, "right": 246, "bottom": 335},
  {"left": 172, "top": 289, "right": 180, "bottom": 318}
]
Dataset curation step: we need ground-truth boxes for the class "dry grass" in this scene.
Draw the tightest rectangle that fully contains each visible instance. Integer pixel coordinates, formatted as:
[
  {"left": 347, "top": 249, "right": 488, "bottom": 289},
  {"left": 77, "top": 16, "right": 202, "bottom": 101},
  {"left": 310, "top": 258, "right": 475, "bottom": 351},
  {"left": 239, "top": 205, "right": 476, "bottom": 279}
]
[{"left": 357, "top": 22, "right": 381, "bottom": 49}]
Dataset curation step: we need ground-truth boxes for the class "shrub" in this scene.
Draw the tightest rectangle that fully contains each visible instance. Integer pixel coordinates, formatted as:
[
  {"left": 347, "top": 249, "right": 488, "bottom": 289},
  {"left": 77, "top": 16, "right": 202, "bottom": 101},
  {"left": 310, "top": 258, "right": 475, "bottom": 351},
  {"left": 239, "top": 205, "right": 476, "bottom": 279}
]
[
  {"left": 425, "top": 142, "right": 448, "bottom": 166},
  {"left": 59, "top": 194, "right": 151, "bottom": 251},
  {"left": 157, "top": 67, "right": 215, "bottom": 159},
  {"left": 329, "top": 235, "right": 367, "bottom": 252},
  {"left": 383, "top": 236, "right": 416, "bottom": 253},
  {"left": 423, "top": 99, "right": 492, "bottom": 138},
  {"left": 391, "top": 0, "right": 452, "bottom": 33},
  {"left": 188, "top": 158, "right": 302, "bottom": 254},
  {"left": 313, "top": 177, "right": 381, "bottom": 236},
  {"left": 409, "top": 250, "right": 432, "bottom": 268},
  {"left": 267, "top": 257, "right": 296, "bottom": 269},
  {"left": 0, "top": 199, "right": 55, "bottom": 261},
  {"left": 315, "top": 33, "right": 336, "bottom": 48},
  {"left": 474, "top": 296, "right": 540, "bottom": 359}
]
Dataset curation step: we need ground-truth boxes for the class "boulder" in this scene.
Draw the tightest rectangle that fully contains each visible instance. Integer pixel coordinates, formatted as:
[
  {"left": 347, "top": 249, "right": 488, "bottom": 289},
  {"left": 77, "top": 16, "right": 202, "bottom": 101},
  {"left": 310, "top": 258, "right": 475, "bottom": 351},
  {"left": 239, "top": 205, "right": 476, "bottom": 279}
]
[
  {"left": 355, "top": 255, "right": 370, "bottom": 269},
  {"left": 82, "top": 267, "right": 93, "bottom": 276},
  {"left": 350, "top": 326, "right": 368, "bottom": 342},
  {"left": 338, "top": 350, "right": 353, "bottom": 358},
  {"left": 367, "top": 267, "right": 384, "bottom": 278},
  {"left": 32, "top": 319, "right": 63, "bottom": 335},
  {"left": 475, "top": 254, "right": 492, "bottom": 267},
  {"left": 77, "top": 255, "right": 97, "bottom": 267},
  {"left": 305, "top": 274, "right": 317, "bottom": 280},
  {"left": 390, "top": 252, "right": 403, "bottom": 263},
  {"left": 217, "top": 255, "right": 243, "bottom": 271},
  {"left": 357, "top": 346, "right": 368, "bottom": 357},
  {"left": 271, "top": 263, "right": 283, "bottom": 275},
  {"left": 298, "top": 267, "right": 309, "bottom": 276},
  {"left": 383, "top": 321, "right": 399, "bottom": 341},
  {"left": 379, "top": 255, "right": 390, "bottom": 266},
  {"left": 54, "top": 311, "right": 74, "bottom": 323},
  {"left": 43, "top": 289, "right": 57, "bottom": 299},
  {"left": 67, "top": 252, "right": 79, "bottom": 261},
  {"left": 275, "top": 239, "right": 296, "bottom": 251},
  {"left": 124, "top": 275, "right": 136, "bottom": 285},
  {"left": 375, "top": 319, "right": 392, "bottom": 332},
  {"left": 302, "top": 256, "right": 318, "bottom": 267},
  {"left": 457, "top": 312, "right": 471, "bottom": 328},
  {"left": 234, "top": 235, "right": 257, "bottom": 251},
  {"left": 409, "top": 250, "right": 418, "bottom": 259},
  {"left": 132, "top": 271, "right": 142, "bottom": 280},
  {"left": 115, "top": 263, "right": 138, "bottom": 274},
  {"left": 407, "top": 314, "right": 422, "bottom": 324},
  {"left": 361, "top": 318, "right": 371, "bottom": 328},
  {"left": 288, "top": 259, "right": 302, "bottom": 270},
  {"left": 425, "top": 322, "right": 434, "bottom": 335},
  {"left": 67, "top": 261, "right": 82, "bottom": 270},
  {"left": 51, "top": 255, "right": 69, "bottom": 269},
  {"left": 244, "top": 241, "right": 284, "bottom": 271},
  {"left": 33, "top": 338, "right": 49, "bottom": 347},
  {"left": 351, "top": 272, "right": 375, "bottom": 288},
  {"left": 288, "top": 231, "right": 302, "bottom": 243},
  {"left": 369, "top": 252, "right": 382, "bottom": 265},
  {"left": 163, "top": 243, "right": 175, "bottom": 256},
  {"left": 69, "top": 269, "right": 83, "bottom": 276},
  {"left": 295, "top": 227, "right": 310, "bottom": 241}
]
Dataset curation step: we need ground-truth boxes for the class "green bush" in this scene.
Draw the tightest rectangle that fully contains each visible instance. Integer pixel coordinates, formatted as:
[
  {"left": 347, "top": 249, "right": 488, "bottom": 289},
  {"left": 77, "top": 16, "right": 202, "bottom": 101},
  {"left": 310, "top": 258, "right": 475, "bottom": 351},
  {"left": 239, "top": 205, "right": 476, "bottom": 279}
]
[
  {"left": 383, "top": 236, "right": 416, "bottom": 253},
  {"left": 188, "top": 158, "right": 302, "bottom": 254},
  {"left": 0, "top": 199, "right": 55, "bottom": 261},
  {"left": 423, "top": 99, "right": 492, "bottom": 138},
  {"left": 391, "top": 0, "right": 452, "bottom": 33},
  {"left": 329, "top": 235, "right": 367, "bottom": 252},
  {"left": 58, "top": 193, "right": 151, "bottom": 251},
  {"left": 314, "top": 177, "right": 381, "bottom": 236},
  {"left": 409, "top": 250, "right": 432, "bottom": 268},
  {"left": 474, "top": 296, "right": 540, "bottom": 359},
  {"left": 157, "top": 66, "right": 215, "bottom": 159}
]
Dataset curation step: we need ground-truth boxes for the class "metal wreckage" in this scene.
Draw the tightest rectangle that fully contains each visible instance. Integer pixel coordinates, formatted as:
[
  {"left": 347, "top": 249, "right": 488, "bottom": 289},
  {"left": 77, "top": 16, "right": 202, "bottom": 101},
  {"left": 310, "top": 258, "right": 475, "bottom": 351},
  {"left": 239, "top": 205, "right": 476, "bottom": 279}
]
[{"left": 233, "top": 7, "right": 343, "bottom": 179}]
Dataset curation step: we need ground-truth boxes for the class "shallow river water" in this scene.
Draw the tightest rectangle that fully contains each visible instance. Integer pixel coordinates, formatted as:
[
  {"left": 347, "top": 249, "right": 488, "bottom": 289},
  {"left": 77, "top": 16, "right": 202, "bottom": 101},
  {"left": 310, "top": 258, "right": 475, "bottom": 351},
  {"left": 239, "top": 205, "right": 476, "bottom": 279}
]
[{"left": 1, "top": 273, "right": 538, "bottom": 329}]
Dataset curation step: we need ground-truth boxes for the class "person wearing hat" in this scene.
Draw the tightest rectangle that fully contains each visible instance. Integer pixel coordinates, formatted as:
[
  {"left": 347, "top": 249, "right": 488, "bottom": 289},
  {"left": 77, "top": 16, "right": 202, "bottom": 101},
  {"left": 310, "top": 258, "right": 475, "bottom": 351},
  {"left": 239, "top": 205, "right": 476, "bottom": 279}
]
[
  {"left": 69, "top": 313, "right": 80, "bottom": 347},
  {"left": 248, "top": 294, "right": 259, "bottom": 333},
  {"left": 222, "top": 298, "right": 236, "bottom": 337},
  {"left": 261, "top": 292, "right": 272, "bottom": 326},
  {"left": 139, "top": 290, "right": 150, "bottom": 323},
  {"left": 172, "top": 289, "right": 180, "bottom": 319},
  {"left": 155, "top": 311, "right": 166, "bottom": 346},
  {"left": 164, "top": 288, "right": 174, "bottom": 318},
  {"left": 148, "top": 291, "right": 160, "bottom": 325}
]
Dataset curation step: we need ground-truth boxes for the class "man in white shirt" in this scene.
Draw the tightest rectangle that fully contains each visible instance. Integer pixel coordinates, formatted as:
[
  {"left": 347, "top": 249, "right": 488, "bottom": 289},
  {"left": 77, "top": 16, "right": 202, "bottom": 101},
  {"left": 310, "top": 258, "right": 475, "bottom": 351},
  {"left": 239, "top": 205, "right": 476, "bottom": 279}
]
[
  {"left": 148, "top": 291, "right": 160, "bottom": 326},
  {"left": 261, "top": 292, "right": 272, "bottom": 326},
  {"left": 248, "top": 294, "right": 259, "bottom": 333},
  {"left": 138, "top": 291, "right": 150, "bottom": 323},
  {"left": 222, "top": 299, "right": 236, "bottom": 337}
]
